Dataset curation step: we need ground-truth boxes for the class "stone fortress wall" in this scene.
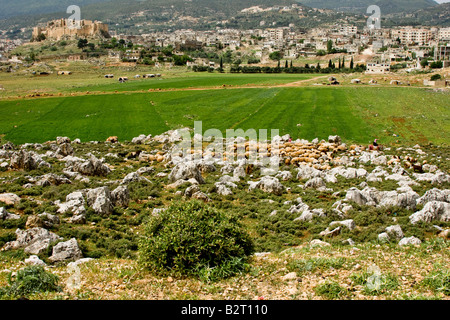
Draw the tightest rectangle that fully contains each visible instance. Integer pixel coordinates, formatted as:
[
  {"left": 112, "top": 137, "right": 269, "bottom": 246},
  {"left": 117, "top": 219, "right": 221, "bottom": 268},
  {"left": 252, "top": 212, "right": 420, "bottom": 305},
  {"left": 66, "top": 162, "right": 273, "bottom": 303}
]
[{"left": 32, "top": 19, "right": 109, "bottom": 40}]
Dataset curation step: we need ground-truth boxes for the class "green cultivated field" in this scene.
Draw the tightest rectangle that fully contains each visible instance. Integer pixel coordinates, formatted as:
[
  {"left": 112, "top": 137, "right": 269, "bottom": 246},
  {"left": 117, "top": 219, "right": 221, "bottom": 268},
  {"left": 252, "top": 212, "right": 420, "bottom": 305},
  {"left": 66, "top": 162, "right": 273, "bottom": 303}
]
[{"left": 0, "top": 84, "right": 448, "bottom": 145}]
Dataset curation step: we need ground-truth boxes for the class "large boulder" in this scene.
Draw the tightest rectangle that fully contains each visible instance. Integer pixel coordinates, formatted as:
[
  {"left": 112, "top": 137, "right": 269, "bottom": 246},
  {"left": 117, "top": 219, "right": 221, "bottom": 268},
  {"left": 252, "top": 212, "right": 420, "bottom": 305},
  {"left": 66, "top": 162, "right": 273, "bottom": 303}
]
[
  {"left": 0, "top": 193, "right": 21, "bottom": 206},
  {"left": 345, "top": 186, "right": 419, "bottom": 210},
  {"left": 35, "top": 173, "right": 72, "bottom": 187},
  {"left": 329, "top": 219, "right": 356, "bottom": 231},
  {"left": 56, "top": 191, "right": 86, "bottom": 215},
  {"left": 385, "top": 225, "right": 404, "bottom": 240},
  {"left": 0, "top": 207, "right": 20, "bottom": 220},
  {"left": 168, "top": 161, "right": 205, "bottom": 184},
  {"left": 121, "top": 172, "right": 151, "bottom": 185},
  {"left": 399, "top": 236, "right": 422, "bottom": 246},
  {"left": 55, "top": 143, "right": 74, "bottom": 158},
  {"left": 2, "top": 227, "right": 62, "bottom": 255},
  {"left": 304, "top": 177, "right": 326, "bottom": 189},
  {"left": 248, "top": 176, "right": 284, "bottom": 195},
  {"left": 296, "top": 165, "right": 323, "bottom": 180},
  {"left": 111, "top": 185, "right": 130, "bottom": 207},
  {"left": 294, "top": 208, "right": 326, "bottom": 222},
  {"left": 409, "top": 201, "right": 450, "bottom": 224},
  {"left": 10, "top": 150, "right": 50, "bottom": 171},
  {"left": 71, "top": 155, "right": 111, "bottom": 177},
  {"left": 86, "top": 187, "right": 113, "bottom": 215},
  {"left": 48, "top": 238, "right": 83, "bottom": 263},
  {"left": 417, "top": 188, "right": 450, "bottom": 205}
]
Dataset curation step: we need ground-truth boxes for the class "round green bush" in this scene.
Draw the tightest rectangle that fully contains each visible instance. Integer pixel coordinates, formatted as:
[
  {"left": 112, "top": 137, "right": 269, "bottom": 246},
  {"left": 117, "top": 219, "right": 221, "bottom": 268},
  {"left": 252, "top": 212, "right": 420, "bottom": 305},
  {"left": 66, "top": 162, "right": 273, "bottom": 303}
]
[{"left": 138, "top": 200, "right": 254, "bottom": 279}]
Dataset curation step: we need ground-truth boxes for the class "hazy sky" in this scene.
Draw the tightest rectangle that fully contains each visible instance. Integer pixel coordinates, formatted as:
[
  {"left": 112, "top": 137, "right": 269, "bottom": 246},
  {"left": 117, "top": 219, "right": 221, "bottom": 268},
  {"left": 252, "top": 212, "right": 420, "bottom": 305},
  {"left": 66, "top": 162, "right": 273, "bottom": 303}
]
[{"left": 435, "top": 0, "right": 450, "bottom": 3}]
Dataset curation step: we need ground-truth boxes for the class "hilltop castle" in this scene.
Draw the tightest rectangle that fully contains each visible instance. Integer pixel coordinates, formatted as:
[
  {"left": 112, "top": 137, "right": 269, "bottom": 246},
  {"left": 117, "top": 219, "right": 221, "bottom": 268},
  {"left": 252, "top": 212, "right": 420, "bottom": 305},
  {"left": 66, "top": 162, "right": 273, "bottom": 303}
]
[{"left": 32, "top": 19, "right": 110, "bottom": 41}]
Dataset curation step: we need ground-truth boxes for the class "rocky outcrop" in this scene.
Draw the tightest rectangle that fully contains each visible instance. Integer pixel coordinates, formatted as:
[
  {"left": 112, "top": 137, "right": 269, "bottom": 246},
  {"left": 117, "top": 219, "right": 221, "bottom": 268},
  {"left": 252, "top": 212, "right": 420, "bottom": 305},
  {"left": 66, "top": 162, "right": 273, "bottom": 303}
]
[
  {"left": 168, "top": 161, "right": 205, "bottom": 184},
  {"left": 48, "top": 238, "right": 83, "bottom": 263},
  {"left": 0, "top": 207, "right": 20, "bottom": 220},
  {"left": 248, "top": 176, "right": 284, "bottom": 195},
  {"left": 409, "top": 201, "right": 450, "bottom": 224},
  {"left": 87, "top": 187, "right": 114, "bottom": 215},
  {"left": 2, "top": 227, "right": 62, "bottom": 255},
  {"left": 71, "top": 155, "right": 111, "bottom": 177},
  {"left": 0, "top": 193, "right": 21, "bottom": 206},
  {"left": 345, "top": 186, "right": 419, "bottom": 210},
  {"left": 10, "top": 150, "right": 51, "bottom": 171}
]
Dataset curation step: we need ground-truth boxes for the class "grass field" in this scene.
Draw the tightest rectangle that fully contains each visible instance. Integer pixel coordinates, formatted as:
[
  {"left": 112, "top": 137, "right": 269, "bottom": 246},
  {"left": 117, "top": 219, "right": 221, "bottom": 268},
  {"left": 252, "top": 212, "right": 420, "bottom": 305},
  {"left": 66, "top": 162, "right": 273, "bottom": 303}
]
[{"left": 0, "top": 80, "right": 448, "bottom": 145}]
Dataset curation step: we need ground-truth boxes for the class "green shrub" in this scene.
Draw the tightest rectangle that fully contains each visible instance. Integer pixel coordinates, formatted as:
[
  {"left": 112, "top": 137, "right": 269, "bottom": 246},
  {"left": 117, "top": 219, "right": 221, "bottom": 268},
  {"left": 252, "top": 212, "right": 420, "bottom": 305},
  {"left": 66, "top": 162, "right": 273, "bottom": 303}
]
[
  {"left": 138, "top": 200, "right": 254, "bottom": 280},
  {"left": 0, "top": 265, "right": 61, "bottom": 299}
]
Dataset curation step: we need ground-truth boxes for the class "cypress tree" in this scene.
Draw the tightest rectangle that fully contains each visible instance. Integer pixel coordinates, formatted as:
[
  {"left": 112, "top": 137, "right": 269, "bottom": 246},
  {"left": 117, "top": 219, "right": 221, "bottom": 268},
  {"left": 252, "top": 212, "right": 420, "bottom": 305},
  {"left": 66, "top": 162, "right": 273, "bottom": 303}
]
[
  {"left": 285, "top": 60, "right": 288, "bottom": 68},
  {"left": 350, "top": 57, "right": 354, "bottom": 69},
  {"left": 328, "top": 59, "right": 333, "bottom": 68},
  {"left": 290, "top": 60, "right": 293, "bottom": 68}
]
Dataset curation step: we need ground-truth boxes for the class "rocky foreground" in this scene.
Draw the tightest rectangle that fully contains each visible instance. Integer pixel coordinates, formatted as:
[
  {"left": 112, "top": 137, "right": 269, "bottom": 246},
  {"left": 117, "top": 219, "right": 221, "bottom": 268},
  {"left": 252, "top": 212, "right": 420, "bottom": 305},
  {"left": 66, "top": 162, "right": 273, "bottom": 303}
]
[{"left": 0, "top": 129, "right": 449, "bottom": 299}]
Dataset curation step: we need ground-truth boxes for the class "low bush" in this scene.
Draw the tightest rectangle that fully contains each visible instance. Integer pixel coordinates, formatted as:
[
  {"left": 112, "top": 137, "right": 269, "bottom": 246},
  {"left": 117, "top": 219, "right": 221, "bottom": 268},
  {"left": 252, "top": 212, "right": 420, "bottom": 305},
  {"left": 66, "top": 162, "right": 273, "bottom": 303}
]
[
  {"left": 0, "top": 265, "right": 61, "bottom": 299},
  {"left": 138, "top": 200, "right": 254, "bottom": 280}
]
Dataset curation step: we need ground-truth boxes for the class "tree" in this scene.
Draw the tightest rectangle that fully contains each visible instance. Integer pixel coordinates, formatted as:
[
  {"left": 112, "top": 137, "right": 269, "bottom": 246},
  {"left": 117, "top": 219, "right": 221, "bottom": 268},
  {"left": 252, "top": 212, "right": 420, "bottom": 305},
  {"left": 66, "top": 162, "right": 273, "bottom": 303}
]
[
  {"left": 328, "top": 59, "right": 333, "bottom": 68},
  {"left": 316, "top": 63, "right": 321, "bottom": 70},
  {"left": 290, "top": 60, "right": 293, "bottom": 68},
  {"left": 420, "top": 58, "right": 429, "bottom": 68},
  {"left": 350, "top": 57, "right": 354, "bottom": 69},
  {"left": 277, "top": 60, "right": 281, "bottom": 68},
  {"left": 327, "top": 40, "right": 333, "bottom": 53},
  {"left": 285, "top": 60, "right": 288, "bottom": 68},
  {"left": 342, "top": 56, "right": 345, "bottom": 68},
  {"left": 219, "top": 57, "right": 223, "bottom": 69},
  {"left": 77, "top": 38, "right": 88, "bottom": 49},
  {"left": 338, "top": 58, "right": 342, "bottom": 69},
  {"left": 269, "top": 51, "right": 282, "bottom": 61}
]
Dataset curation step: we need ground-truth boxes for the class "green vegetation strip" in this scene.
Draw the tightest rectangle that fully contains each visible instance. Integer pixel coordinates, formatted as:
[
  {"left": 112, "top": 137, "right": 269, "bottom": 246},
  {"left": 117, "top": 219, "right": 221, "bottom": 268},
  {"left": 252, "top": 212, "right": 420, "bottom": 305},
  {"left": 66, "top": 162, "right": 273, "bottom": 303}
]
[{"left": 0, "top": 86, "right": 448, "bottom": 145}]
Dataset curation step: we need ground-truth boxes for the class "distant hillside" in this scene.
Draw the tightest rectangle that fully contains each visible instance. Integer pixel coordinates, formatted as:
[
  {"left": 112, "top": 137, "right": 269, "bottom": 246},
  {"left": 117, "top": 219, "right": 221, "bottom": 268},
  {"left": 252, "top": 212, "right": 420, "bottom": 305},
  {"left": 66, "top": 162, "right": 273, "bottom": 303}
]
[
  {"left": 0, "top": 0, "right": 113, "bottom": 20},
  {"left": 297, "top": 0, "right": 438, "bottom": 13},
  {"left": 384, "top": 2, "right": 450, "bottom": 27}
]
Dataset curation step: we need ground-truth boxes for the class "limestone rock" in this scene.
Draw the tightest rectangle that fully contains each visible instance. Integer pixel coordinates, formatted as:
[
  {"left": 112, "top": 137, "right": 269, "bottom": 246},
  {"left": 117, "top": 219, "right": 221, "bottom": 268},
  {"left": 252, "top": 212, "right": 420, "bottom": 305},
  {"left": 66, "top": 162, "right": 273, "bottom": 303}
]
[
  {"left": 168, "top": 161, "right": 205, "bottom": 184},
  {"left": 248, "top": 176, "right": 284, "bottom": 195},
  {"left": 398, "top": 236, "right": 422, "bottom": 246},
  {"left": 48, "top": 238, "right": 83, "bottom": 263},
  {"left": 409, "top": 201, "right": 450, "bottom": 224},
  {"left": 2, "top": 227, "right": 62, "bottom": 255}
]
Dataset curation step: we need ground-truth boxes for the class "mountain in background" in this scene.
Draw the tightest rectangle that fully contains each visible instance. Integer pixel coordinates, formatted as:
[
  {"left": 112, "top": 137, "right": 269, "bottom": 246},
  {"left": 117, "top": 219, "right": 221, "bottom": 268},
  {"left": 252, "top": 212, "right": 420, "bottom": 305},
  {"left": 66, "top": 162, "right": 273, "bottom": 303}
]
[
  {"left": 0, "top": 0, "right": 447, "bottom": 38},
  {"left": 0, "top": 0, "right": 113, "bottom": 20},
  {"left": 297, "top": 0, "right": 438, "bottom": 13}
]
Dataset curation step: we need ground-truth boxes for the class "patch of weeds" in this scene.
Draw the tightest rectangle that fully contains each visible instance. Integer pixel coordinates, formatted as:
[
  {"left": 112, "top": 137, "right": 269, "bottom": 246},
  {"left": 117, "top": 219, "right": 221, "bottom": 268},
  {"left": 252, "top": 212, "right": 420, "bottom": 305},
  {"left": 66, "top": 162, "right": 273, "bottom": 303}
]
[
  {"left": 196, "top": 257, "right": 252, "bottom": 283},
  {"left": 314, "top": 281, "right": 349, "bottom": 299},
  {"left": 287, "top": 257, "right": 347, "bottom": 275},
  {"left": 0, "top": 265, "right": 61, "bottom": 299},
  {"left": 421, "top": 266, "right": 450, "bottom": 296}
]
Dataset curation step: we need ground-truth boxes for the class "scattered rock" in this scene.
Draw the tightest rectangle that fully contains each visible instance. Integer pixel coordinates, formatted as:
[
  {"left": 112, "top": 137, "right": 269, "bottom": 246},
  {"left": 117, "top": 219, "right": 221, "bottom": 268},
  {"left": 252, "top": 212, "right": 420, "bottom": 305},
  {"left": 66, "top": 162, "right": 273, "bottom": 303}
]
[
  {"left": 24, "top": 255, "right": 47, "bottom": 266},
  {"left": 48, "top": 238, "right": 83, "bottom": 263},
  {"left": 2, "top": 227, "right": 62, "bottom": 255},
  {"left": 0, "top": 193, "right": 21, "bottom": 205},
  {"left": 398, "top": 236, "right": 422, "bottom": 246}
]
